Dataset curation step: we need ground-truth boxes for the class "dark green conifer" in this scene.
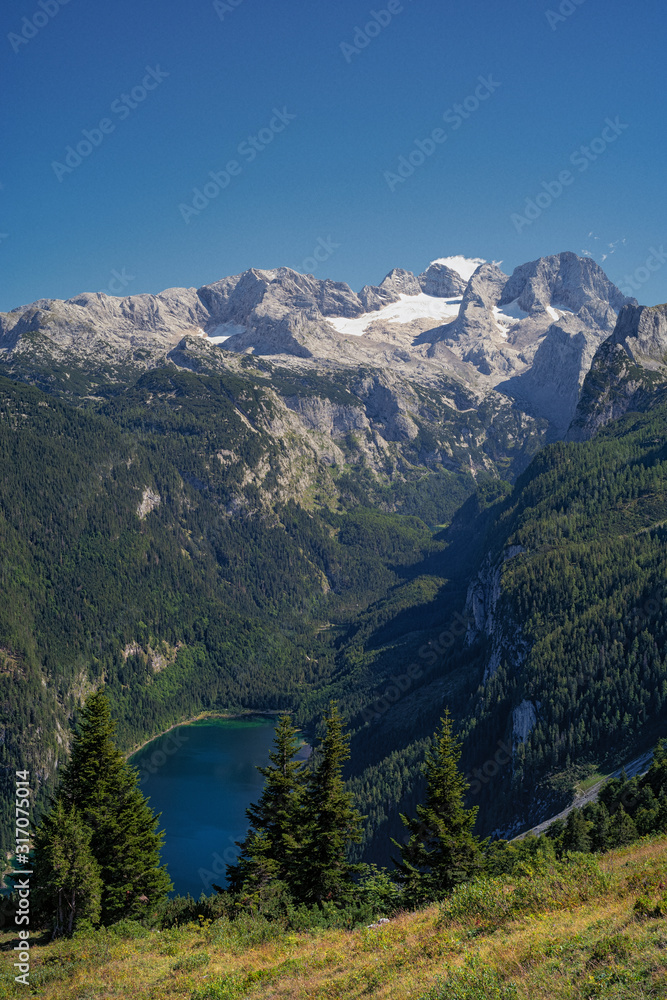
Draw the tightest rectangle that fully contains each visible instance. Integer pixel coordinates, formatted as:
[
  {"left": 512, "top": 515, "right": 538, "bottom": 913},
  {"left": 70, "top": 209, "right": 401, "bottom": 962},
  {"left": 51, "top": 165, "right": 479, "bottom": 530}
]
[
  {"left": 226, "top": 714, "right": 307, "bottom": 899},
  {"left": 298, "top": 701, "right": 363, "bottom": 904},
  {"left": 58, "top": 690, "right": 172, "bottom": 922},
  {"left": 560, "top": 807, "right": 591, "bottom": 853},
  {"left": 32, "top": 801, "right": 102, "bottom": 937},
  {"left": 585, "top": 801, "right": 612, "bottom": 853},
  {"left": 393, "top": 709, "right": 483, "bottom": 904},
  {"left": 608, "top": 805, "right": 638, "bottom": 847}
]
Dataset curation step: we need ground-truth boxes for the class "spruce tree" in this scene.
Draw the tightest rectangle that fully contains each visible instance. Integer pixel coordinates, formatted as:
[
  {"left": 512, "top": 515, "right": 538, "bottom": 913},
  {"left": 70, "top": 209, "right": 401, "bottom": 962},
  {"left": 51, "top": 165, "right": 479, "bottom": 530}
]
[
  {"left": 560, "top": 807, "right": 591, "bottom": 853},
  {"left": 226, "top": 715, "right": 307, "bottom": 899},
  {"left": 586, "top": 801, "right": 611, "bottom": 852},
  {"left": 56, "top": 690, "right": 172, "bottom": 922},
  {"left": 32, "top": 801, "right": 102, "bottom": 937},
  {"left": 393, "top": 710, "right": 483, "bottom": 904},
  {"left": 298, "top": 701, "right": 363, "bottom": 904},
  {"left": 608, "top": 805, "right": 638, "bottom": 847}
]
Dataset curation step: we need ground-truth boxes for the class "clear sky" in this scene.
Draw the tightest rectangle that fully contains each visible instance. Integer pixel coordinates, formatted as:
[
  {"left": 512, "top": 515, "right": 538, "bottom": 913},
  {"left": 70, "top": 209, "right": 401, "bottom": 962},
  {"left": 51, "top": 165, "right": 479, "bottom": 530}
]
[{"left": 2, "top": 0, "right": 666, "bottom": 312}]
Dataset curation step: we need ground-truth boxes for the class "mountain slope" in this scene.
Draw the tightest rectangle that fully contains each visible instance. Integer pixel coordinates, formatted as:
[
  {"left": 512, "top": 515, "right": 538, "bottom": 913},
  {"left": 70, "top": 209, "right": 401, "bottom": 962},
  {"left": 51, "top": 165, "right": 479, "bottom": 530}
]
[
  {"left": 569, "top": 302, "right": 667, "bottom": 440},
  {"left": 0, "top": 370, "right": 459, "bottom": 851},
  {"left": 459, "top": 400, "right": 667, "bottom": 834},
  {"left": 4, "top": 837, "right": 667, "bottom": 999}
]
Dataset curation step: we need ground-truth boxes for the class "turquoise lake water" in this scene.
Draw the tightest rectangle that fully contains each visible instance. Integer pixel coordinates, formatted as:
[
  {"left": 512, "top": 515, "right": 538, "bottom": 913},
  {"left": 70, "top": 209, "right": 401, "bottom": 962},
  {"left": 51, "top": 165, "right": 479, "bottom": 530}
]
[{"left": 129, "top": 717, "right": 278, "bottom": 899}]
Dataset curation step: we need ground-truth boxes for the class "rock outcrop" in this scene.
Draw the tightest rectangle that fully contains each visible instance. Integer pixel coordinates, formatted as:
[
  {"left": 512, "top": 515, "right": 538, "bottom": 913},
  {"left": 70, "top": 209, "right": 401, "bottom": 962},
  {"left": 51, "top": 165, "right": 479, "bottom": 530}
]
[
  {"left": 568, "top": 303, "right": 667, "bottom": 440},
  {"left": 418, "top": 261, "right": 467, "bottom": 298}
]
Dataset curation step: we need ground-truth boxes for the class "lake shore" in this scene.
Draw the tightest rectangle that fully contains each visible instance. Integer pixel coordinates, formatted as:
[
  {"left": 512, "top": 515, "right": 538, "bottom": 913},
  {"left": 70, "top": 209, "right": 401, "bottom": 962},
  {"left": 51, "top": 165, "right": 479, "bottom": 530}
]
[{"left": 125, "top": 710, "right": 304, "bottom": 759}]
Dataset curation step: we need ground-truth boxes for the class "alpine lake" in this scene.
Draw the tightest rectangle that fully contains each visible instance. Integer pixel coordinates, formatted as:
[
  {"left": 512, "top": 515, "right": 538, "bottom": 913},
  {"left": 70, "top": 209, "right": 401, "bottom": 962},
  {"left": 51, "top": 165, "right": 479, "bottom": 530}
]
[{"left": 129, "top": 717, "right": 287, "bottom": 899}]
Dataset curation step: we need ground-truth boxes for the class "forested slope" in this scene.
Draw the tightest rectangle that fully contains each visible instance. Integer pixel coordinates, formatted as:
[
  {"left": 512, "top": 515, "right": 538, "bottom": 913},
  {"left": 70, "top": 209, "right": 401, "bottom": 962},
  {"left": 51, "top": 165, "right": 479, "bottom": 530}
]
[
  {"left": 0, "top": 371, "right": 451, "bottom": 852},
  {"left": 4, "top": 325, "right": 667, "bottom": 860},
  {"left": 339, "top": 401, "right": 667, "bottom": 856}
]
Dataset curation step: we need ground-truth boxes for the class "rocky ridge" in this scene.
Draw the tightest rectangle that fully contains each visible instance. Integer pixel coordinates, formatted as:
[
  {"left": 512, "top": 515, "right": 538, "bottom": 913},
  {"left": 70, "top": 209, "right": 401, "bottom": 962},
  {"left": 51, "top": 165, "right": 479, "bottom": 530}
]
[
  {"left": 0, "top": 252, "right": 635, "bottom": 438},
  {"left": 568, "top": 302, "right": 667, "bottom": 440}
]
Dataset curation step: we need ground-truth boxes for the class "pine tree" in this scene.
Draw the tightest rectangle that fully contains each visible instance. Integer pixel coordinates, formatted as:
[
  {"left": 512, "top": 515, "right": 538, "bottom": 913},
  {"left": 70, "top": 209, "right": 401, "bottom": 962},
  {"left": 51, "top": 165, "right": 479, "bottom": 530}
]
[
  {"left": 32, "top": 801, "right": 102, "bottom": 938},
  {"left": 393, "top": 710, "right": 483, "bottom": 904},
  {"left": 298, "top": 702, "right": 363, "bottom": 904},
  {"left": 585, "top": 801, "right": 611, "bottom": 852},
  {"left": 226, "top": 715, "right": 307, "bottom": 899},
  {"left": 560, "top": 807, "right": 591, "bottom": 853},
  {"left": 608, "top": 805, "right": 638, "bottom": 847},
  {"left": 56, "top": 690, "right": 172, "bottom": 922}
]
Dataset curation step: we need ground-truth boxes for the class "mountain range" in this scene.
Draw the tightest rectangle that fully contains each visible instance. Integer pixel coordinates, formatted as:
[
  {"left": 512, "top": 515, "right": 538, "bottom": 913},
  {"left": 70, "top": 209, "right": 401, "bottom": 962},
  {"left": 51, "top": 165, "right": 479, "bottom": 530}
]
[{"left": 0, "top": 250, "right": 636, "bottom": 436}]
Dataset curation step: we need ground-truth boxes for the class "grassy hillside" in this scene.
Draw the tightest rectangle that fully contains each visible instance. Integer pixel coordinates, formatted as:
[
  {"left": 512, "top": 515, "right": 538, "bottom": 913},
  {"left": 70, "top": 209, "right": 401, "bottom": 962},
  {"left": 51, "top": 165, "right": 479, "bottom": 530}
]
[{"left": 2, "top": 837, "right": 667, "bottom": 998}]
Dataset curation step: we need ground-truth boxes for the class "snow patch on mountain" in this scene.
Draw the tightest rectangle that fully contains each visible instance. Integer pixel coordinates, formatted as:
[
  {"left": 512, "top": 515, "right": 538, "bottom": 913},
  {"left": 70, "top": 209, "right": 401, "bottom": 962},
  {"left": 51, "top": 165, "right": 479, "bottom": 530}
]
[
  {"left": 205, "top": 321, "right": 248, "bottom": 344},
  {"left": 324, "top": 293, "right": 461, "bottom": 337},
  {"left": 495, "top": 299, "right": 529, "bottom": 322}
]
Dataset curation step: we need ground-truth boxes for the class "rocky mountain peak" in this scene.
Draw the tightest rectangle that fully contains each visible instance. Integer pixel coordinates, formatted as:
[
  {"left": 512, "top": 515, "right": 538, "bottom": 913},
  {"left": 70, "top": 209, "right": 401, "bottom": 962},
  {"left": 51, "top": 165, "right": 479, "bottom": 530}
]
[
  {"left": 417, "top": 261, "right": 468, "bottom": 298},
  {"left": 567, "top": 303, "right": 667, "bottom": 441},
  {"left": 0, "top": 252, "right": 640, "bottom": 439},
  {"left": 378, "top": 268, "right": 422, "bottom": 297},
  {"left": 500, "top": 251, "right": 633, "bottom": 328},
  {"left": 611, "top": 302, "right": 667, "bottom": 367}
]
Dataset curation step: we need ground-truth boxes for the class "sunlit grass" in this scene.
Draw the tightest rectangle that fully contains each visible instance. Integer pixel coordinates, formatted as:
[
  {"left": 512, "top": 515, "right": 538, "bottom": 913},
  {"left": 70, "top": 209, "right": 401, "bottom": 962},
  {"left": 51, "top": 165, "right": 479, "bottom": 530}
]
[
  {"left": 576, "top": 770, "right": 608, "bottom": 793},
  {"left": 2, "top": 837, "right": 667, "bottom": 998}
]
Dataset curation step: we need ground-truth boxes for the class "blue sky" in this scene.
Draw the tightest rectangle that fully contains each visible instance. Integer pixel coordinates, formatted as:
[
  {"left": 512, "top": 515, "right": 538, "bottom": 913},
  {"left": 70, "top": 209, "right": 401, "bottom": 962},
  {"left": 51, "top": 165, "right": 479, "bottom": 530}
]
[{"left": 2, "top": 0, "right": 666, "bottom": 311}]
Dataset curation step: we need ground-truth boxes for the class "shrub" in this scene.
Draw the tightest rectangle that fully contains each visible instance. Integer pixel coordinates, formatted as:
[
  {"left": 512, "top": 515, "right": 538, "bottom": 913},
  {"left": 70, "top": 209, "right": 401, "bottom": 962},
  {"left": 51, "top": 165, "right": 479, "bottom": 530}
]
[
  {"left": 190, "top": 970, "right": 279, "bottom": 999},
  {"left": 108, "top": 918, "right": 150, "bottom": 939},
  {"left": 159, "top": 893, "right": 233, "bottom": 928},
  {"left": 172, "top": 952, "right": 211, "bottom": 972},
  {"left": 284, "top": 898, "right": 375, "bottom": 931},
  {"left": 191, "top": 978, "right": 245, "bottom": 1000},
  {"left": 27, "top": 962, "right": 84, "bottom": 988},
  {"left": 633, "top": 893, "right": 667, "bottom": 919},
  {"left": 440, "top": 854, "right": 611, "bottom": 931},
  {"left": 356, "top": 863, "right": 404, "bottom": 915},
  {"left": 589, "top": 932, "right": 632, "bottom": 962},
  {"left": 421, "top": 966, "right": 518, "bottom": 999},
  {"left": 207, "top": 913, "right": 284, "bottom": 952}
]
